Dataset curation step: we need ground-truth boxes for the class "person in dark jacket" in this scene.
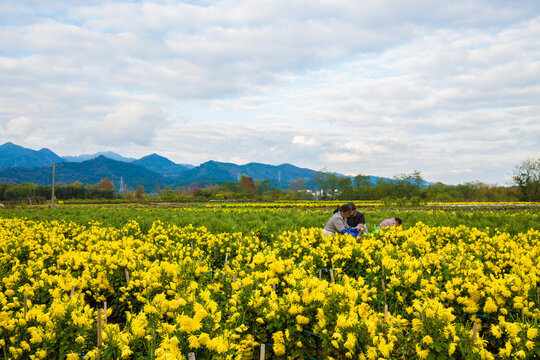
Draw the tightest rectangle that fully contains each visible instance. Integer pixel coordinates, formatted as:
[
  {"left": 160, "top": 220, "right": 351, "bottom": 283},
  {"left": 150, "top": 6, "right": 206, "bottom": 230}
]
[{"left": 347, "top": 208, "right": 368, "bottom": 235}]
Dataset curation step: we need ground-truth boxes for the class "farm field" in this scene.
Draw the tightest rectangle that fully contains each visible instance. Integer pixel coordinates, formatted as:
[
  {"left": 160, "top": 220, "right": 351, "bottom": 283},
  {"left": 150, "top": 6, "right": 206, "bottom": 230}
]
[{"left": 0, "top": 202, "right": 539, "bottom": 359}]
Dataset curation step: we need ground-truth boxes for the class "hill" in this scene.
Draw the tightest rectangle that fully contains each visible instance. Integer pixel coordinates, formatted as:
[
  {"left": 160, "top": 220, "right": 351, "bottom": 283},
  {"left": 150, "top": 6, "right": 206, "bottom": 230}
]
[
  {"left": 0, "top": 142, "right": 64, "bottom": 169},
  {"left": 0, "top": 156, "right": 170, "bottom": 192},
  {"left": 62, "top": 151, "right": 136, "bottom": 162},
  {"left": 132, "top": 154, "right": 192, "bottom": 177},
  {"left": 0, "top": 142, "right": 418, "bottom": 191},
  {"left": 174, "top": 160, "right": 317, "bottom": 188}
]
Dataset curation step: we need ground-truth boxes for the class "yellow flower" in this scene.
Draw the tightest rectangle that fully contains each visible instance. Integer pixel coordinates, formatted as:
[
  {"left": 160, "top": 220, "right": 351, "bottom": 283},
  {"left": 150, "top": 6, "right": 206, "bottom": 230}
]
[
  {"left": 416, "top": 344, "right": 429, "bottom": 360},
  {"left": 344, "top": 333, "right": 356, "bottom": 351},
  {"left": 198, "top": 333, "right": 210, "bottom": 345},
  {"left": 21, "top": 341, "right": 31, "bottom": 351},
  {"left": 366, "top": 346, "right": 378, "bottom": 360},
  {"left": 75, "top": 336, "right": 85, "bottom": 344},
  {"left": 491, "top": 325, "right": 502, "bottom": 338},
  {"left": 188, "top": 335, "right": 200, "bottom": 349},
  {"left": 66, "top": 353, "right": 79, "bottom": 360},
  {"left": 483, "top": 297, "right": 498, "bottom": 313},
  {"left": 274, "top": 343, "right": 286, "bottom": 355},
  {"left": 527, "top": 327, "right": 538, "bottom": 340},
  {"left": 449, "top": 343, "right": 456, "bottom": 355},
  {"left": 296, "top": 315, "right": 309, "bottom": 325},
  {"left": 422, "top": 335, "right": 433, "bottom": 345}
]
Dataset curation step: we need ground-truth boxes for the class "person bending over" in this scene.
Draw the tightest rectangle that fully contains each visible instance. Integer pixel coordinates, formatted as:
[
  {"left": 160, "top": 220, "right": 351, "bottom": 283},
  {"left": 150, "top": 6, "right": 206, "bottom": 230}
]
[
  {"left": 378, "top": 217, "right": 402, "bottom": 228},
  {"left": 323, "top": 203, "right": 360, "bottom": 237}
]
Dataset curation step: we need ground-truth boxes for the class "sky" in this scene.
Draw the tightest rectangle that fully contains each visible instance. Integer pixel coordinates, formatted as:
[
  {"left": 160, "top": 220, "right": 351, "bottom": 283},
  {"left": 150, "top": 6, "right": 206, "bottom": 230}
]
[{"left": 1, "top": 1, "right": 539, "bottom": 185}]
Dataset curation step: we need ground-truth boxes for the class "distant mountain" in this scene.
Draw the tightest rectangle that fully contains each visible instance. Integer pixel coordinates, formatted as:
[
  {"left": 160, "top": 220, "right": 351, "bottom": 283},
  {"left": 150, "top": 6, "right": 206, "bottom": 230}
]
[
  {"left": 0, "top": 155, "right": 170, "bottom": 192},
  {"left": 131, "top": 154, "right": 192, "bottom": 177},
  {"left": 0, "top": 142, "right": 429, "bottom": 191},
  {"left": 63, "top": 151, "right": 136, "bottom": 162},
  {"left": 0, "top": 142, "right": 64, "bottom": 169},
  {"left": 174, "top": 160, "right": 317, "bottom": 188}
]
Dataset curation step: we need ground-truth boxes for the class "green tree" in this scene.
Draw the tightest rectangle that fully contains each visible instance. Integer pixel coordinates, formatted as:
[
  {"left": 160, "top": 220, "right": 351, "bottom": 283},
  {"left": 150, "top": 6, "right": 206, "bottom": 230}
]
[
  {"left": 97, "top": 177, "right": 114, "bottom": 190},
  {"left": 135, "top": 186, "right": 145, "bottom": 199},
  {"left": 337, "top": 177, "right": 354, "bottom": 199},
  {"left": 239, "top": 175, "right": 257, "bottom": 197},
  {"left": 326, "top": 172, "right": 340, "bottom": 199},
  {"left": 312, "top": 169, "right": 329, "bottom": 199},
  {"left": 288, "top": 177, "right": 306, "bottom": 192},
  {"left": 159, "top": 186, "right": 177, "bottom": 201},
  {"left": 256, "top": 179, "right": 272, "bottom": 195},
  {"left": 513, "top": 158, "right": 540, "bottom": 201}
]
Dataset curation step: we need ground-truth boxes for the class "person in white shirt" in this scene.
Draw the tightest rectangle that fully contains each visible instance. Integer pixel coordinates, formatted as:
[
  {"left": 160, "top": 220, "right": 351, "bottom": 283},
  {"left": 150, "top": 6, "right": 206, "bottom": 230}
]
[{"left": 323, "top": 203, "right": 360, "bottom": 237}]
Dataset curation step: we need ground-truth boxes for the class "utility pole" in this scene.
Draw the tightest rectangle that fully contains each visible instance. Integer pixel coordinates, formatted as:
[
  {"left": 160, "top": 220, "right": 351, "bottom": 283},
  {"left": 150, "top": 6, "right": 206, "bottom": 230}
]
[{"left": 51, "top": 164, "right": 56, "bottom": 209}]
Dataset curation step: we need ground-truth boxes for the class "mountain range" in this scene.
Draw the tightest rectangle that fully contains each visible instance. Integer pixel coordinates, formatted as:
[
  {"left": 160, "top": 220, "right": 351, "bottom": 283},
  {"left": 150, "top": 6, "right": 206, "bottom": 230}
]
[{"left": 1, "top": 142, "right": 365, "bottom": 191}]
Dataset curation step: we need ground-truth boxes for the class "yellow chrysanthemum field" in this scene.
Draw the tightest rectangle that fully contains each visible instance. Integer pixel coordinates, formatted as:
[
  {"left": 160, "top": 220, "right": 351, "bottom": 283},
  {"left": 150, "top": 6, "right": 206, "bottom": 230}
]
[{"left": 0, "top": 203, "right": 538, "bottom": 359}]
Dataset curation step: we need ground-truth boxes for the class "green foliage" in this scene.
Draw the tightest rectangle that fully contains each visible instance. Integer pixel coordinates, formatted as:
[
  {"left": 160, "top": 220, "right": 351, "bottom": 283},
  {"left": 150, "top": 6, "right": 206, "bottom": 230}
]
[
  {"left": 0, "top": 183, "right": 115, "bottom": 202},
  {"left": 1, "top": 205, "right": 538, "bottom": 237},
  {"left": 513, "top": 158, "right": 540, "bottom": 201}
]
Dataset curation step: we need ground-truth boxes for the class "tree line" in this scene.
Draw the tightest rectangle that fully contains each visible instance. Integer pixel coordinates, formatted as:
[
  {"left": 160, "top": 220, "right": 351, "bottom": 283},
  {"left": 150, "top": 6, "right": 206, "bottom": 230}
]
[
  {"left": 1, "top": 159, "right": 538, "bottom": 203},
  {"left": 0, "top": 183, "right": 115, "bottom": 203}
]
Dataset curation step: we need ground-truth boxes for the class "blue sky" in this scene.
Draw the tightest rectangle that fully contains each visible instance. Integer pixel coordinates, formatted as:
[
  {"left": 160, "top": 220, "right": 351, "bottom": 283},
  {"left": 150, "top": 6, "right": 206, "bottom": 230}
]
[{"left": 1, "top": 0, "right": 539, "bottom": 184}]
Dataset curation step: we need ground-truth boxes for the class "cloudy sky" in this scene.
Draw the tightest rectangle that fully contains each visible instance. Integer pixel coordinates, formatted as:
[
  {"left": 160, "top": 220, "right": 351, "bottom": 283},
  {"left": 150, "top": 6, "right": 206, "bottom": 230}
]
[{"left": 1, "top": 1, "right": 539, "bottom": 185}]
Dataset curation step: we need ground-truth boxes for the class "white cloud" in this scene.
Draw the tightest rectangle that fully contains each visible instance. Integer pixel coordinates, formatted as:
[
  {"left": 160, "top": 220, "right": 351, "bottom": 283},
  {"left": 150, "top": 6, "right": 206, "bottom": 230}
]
[
  {"left": 2, "top": 117, "right": 35, "bottom": 137},
  {"left": 0, "top": 1, "right": 539, "bottom": 184},
  {"left": 74, "top": 103, "right": 167, "bottom": 146},
  {"left": 448, "top": 169, "right": 473, "bottom": 174},
  {"left": 292, "top": 135, "right": 316, "bottom": 146},
  {"left": 320, "top": 153, "right": 364, "bottom": 164}
]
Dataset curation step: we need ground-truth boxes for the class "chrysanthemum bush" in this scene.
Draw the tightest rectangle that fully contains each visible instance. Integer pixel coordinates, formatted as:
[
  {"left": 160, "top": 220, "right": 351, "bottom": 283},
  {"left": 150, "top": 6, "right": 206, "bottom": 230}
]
[{"left": 0, "top": 215, "right": 538, "bottom": 359}]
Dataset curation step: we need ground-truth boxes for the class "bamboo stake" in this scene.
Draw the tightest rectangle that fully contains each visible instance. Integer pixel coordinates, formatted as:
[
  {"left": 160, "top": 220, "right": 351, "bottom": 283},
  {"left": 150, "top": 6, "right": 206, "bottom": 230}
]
[
  {"left": 188, "top": 352, "right": 196, "bottom": 360},
  {"left": 260, "top": 344, "right": 266, "bottom": 360},
  {"left": 97, "top": 309, "right": 102, "bottom": 360},
  {"left": 318, "top": 269, "right": 322, "bottom": 280},
  {"left": 23, "top": 293, "right": 27, "bottom": 319},
  {"left": 70, "top": 286, "right": 75, "bottom": 300},
  {"left": 330, "top": 268, "right": 335, "bottom": 284},
  {"left": 125, "top": 268, "right": 130, "bottom": 286},
  {"left": 472, "top": 322, "right": 478, "bottom": 344},
  {"left": 232, "top": 273, "right": 237, "bottom": 295},
  {"left": 104, "top": 301, "right": 108, "bottom": 325},
  {"left": 272, "top": 281, "right": 276, "bottom": 292},
  {"left": 224, "top": 252, "right": 228, "bottom": 267},
  {"left": 198, "top": 256, "right": 201, "bottom": 266},
  {"left": 384, "top": 304, "right": 388, "bottom": 320},
  {"left": 3, "top": 344, "right": 7, "bottom": 359}
]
